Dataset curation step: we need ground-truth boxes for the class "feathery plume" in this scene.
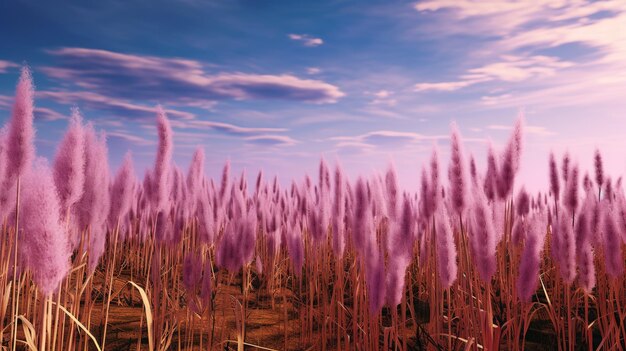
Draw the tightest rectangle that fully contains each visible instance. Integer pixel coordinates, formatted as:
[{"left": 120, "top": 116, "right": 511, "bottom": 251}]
[
  {"left": 153, "top": 106, "right": 172, "bottom": 212},
  {"left": 594, "top": 148, "right": 604, "bottom": 195},
  {"left": 436, "top": 207, "right": 458, "bottom": 288},
  {"left": 332, "top": 162, "right": 345, "bottom": 256},
  {"left": 19, "top": 159, "right": 71, "bottom": 295},
  {"left": 385, "top": 162, "right": 399, "bottom": 220},
  {"left": 602, "top": 207, "right": 624, "bottom": 278},
  {"left": 53, "top": 108, "right": 85, "bottom": 214},
  {"left": 484, "top": 143, "right": 498, "bottom": 201},
  {"left": 186, "top": 146, "right": 205, "bottom": 210},
  {"left": 6, "top": 66, "right": 35, "bottom": 181},
  {"left": 549, "top": 152, "right": 560, "bottom": 200},
  {"left": 470, "top": 186, "right": 497, "bottom": 282},
  {"left": 517, "top": 214, "right": 546, "bottom": 302},
  {"left": 109, "top": 152, "right": 135, "bottom": 228},
  {"left": 448, "top": 122, "right": 467, "bottom": 215}
]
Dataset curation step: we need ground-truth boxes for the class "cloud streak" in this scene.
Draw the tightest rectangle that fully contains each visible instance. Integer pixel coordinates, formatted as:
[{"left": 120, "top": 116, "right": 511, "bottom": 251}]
[
  {"left": 42, "top": 47, "right": 344, "bottom": 104},
  {"left": 0, "top": 60, "right": 18, "bottom": 73},
  {"left": 38, "top": 90, "right": 195, "bottom": 120},
  {"left": 288, "top": 34, "right": 324, "bottom": 47}
]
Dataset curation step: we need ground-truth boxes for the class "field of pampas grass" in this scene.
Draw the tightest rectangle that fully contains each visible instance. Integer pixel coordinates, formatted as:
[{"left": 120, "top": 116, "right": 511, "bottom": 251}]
[{"left": 1, "top": 67, "right": 625, "bottom": 351}]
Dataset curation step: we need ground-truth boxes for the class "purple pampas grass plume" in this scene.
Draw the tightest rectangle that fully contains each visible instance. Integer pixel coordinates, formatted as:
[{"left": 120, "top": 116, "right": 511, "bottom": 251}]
[
  {"left": 516, "top": 187, "right": 530, "bottom": 217},
  {"left": 511, "top": 218, "right": 527, "bottom": 245},
  {"left": 219, "top": 160, "right": 230, "bottom": 205},
  {"left": 496, "top": 116, "right": 524, "bottom": 199},
  {"left": 430, "top": 147, "right": 440, "bottom": 213},
  {"left": 332, "top": 162, "right": 346, "bottom": 256},
  {"left": 317, "top": 157, "right": 331, "bottom": 240},
  {"left": 353, "top": 177, "right": 372, "bottom": 254},
  {"left": 448, "top": 122, "right": 467, "bottom": 215},
  {"left": 385, "top": 194, "right": 415, "bottom": 306},
  {"left": 385, "top": 162, "right": 399, "bottom": 220},
  {"left": 549, "top": 152, "right": 560, "bottom": 200},
  {"left": 19, "top": 159, "right": 70, "bottom": 295},
  {"left": 556, "top": 212, "right": 576, "bottom": 284},
  {"left": 604, "top": 178, "right": 613, "bottom": 202},
  {"left": 484, "top": 143, "right": 498, "bottom": 201},
  {"left": 6, "top": 66, "right": 35, "bottom": 181},
  {"left": 366, "top": 243, "right": 386, "bottom": 314},
  {"left": 469, "top": 154, "right": 477, "bottom": 185},
  {"left": 583, "top": 173, "right": 592, "bottom": 193},
  {"left": 563, "top": 164, "right": 579, "bottom": 217},
  {"left": 594, "top": 148, "right": 604, "bottom": 197},
  {"left": 197, "top": 186, "right": 215, "bottom": 243},
  {"left": 575, "top": 211, "right": 595, "bottom": 293},
  {"left": 53, "top": 107, "right": 85, "bottom": 214},
  {"left": 79, "top": 129, "right": 111, "bottom": 270},
  {"left": 436, "top": 207, "right": 458, "bottom": 288},
  {"left": 517, "top": 214, "right": 546, "bottom": 302},
  {"left": 420, "top": 167, "right": 434, "bottom": 219},
  {"left": 109, "top": 152, "right": 135, "bottom": 228},
  {"left": 469, "top": 186, "right": 497, "bottom": 282},
  {"left": 561, "top": 152, "right": 570, "bottom": 183},
  {"left": 287, "top": 224, "right": 304, "bottom": 276},
  {"left": 153, "top": 106, "right": 172, "bottom": 212},
  {"left": 602, "top": 207, "right": 624, "bottom": 278},
  {"left": 186, "top": 146, "right": 204, "bottom": 210}
]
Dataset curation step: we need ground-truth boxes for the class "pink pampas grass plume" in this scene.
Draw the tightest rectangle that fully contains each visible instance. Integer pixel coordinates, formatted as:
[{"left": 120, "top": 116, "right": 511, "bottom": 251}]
[
  {"left": 366, "top": 244, "right": 386, "bottom": 314},
  {"left": 186, "top": 146, "right": 204, "bottom": 211},
  {"left": 549, "top": 152, "right": 560, "bottom": 200},
  {"left": 385, "top": 162, "right": 399, "bottom": 220},
  {"left": 197, "top": 185, "right": 215, "bottom": 243},
  {"left": 575, "top": 211, "right": 595, "bottom": 293},
  {"left": 75, "top": 126, "right": 111, "bottom": 269},
  {"left": 430, "top": 147, "right": 440, "bottom": 213},
  {"left": 594, "top": 148, "right": 604, "bottom": 195},
  {"left": 516, "top": 187, "right": 530, "bottom": 217},
  {"left": 332, "top": 162, "right": 345, "bottom": 256},
  {"left": 19, "top": 159, "right": 70, "bottom": 295},
  {"left": 561, "top": 152, "right": 570, "bottom": 183},
  {"left": 517, "top": 214, "right": 546, "bottom": 302},
  {"left": 353, "top": 177, "right": 372, "bottom": 254},
  {"left": 6, "top": 66, "right": 35, "bottom": 181},
  {"left": 602, "top": 206, "right": 624, "bottom": 278},
  {"left": 484, "top": 143, "right": 498, "bottom": 201},
  {"left": 436, "top": 207, "right": 458, "bottom": 288},
  {"left": 563, "top": 164, "right": 579, "bottom": 217},
  {"left": 555, "top": 212, "right": 576, "bottom": 284},
  {"left": 448, "top": 122, "right": 467, "bottom": 215},
  {"left": 469, "top": 154, "right": 477, "bottom": 184},
  {"left": 53, "top": 107, "right": 85, "bottom": 214},
  {"left": 469, "top": 185, "right": 497, "bottom": 282},
  {"left": 420, "top": 167, "right": 434, "bottom": 219},
  {"left": 385, "top": 194, "right": 415, "bottom": 306},
  {"left": 109, "top": 152, "right": 135, "bottom": 228},
  {"left": 497, "top": 116, "right": 524, "bottom": 199},
  {"left": 153, "top": 106, "right": 172, "bottom": 212}
]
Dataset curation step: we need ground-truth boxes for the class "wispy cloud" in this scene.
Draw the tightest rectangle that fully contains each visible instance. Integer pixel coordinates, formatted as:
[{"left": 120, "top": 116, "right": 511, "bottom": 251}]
[
  {"left": 0, "top": 60, "right": 18, "bottom": 73},
  {"left": 42, "top": 47, "right": 344, "bottom": 104},
  {"left": 414, "top": 55, "right": 572, "bottom": 92},
  {"left": 185, "top": 120, "right": 287, "bottom": 136},
  {"left": 307, "top": 67, "right": 322, "bottom": 75},
  {"left": 38, "top": 90, "right": 195, "bottom": 120},
  {"left": 244, "top": 134, "right": 298, "bottom": 147},
  {"left": 288, "top": 34, "right": 324, "bottom": 47},
  {"left": 332, "top": 130, "right": 445, "bottom": 146},
  {"left": 414, "top": 1, "right": 626, "bottom": 108}
]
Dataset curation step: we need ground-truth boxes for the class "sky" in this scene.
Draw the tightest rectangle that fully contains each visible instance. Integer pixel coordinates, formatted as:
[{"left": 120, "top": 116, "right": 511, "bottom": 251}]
[{"left": 1, "top": 0, "right": 626, "bottom": 193}]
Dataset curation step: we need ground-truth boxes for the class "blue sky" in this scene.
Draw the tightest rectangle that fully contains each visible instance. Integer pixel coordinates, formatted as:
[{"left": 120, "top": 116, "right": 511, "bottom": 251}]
[{"left": 1, "top": 0, "right": 626, "bottom": 192}]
